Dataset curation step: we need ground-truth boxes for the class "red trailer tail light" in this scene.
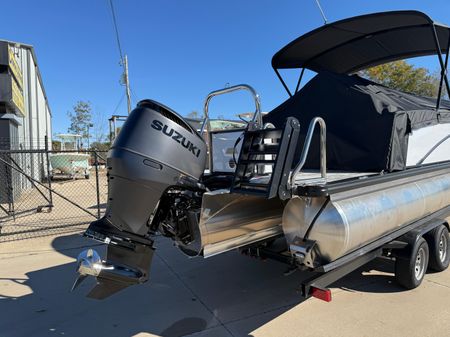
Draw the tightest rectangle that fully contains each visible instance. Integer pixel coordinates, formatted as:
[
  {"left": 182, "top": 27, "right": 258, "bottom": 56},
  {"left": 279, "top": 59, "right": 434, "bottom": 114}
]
[{"left": 311, "top": 287, "right": 332, "bottom": 302}]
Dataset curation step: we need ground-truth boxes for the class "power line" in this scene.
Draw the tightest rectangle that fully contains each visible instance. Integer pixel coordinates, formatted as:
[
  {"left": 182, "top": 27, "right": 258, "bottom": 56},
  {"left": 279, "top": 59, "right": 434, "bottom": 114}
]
[
  {"left": 107, "top": 0, "right": 133, "bottom": 114},
  {"left": 112, "top": 92, "right": 126, "bottom": 115},
  {"left": 108, "top": 0, "right": 124, "bottom": 62},
  {"left": 130, "top": 87, "right": 139, "bottom": 103}
]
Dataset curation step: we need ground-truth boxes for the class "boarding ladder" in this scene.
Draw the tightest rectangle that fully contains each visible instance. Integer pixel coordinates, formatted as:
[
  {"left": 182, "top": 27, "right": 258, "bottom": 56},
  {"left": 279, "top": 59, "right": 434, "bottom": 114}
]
[
  {"left": 231, "top": 117, "right": 327, "bottom": 199},
  {"left": 230, "top": 117, "right": 300, "bottom": 198}
]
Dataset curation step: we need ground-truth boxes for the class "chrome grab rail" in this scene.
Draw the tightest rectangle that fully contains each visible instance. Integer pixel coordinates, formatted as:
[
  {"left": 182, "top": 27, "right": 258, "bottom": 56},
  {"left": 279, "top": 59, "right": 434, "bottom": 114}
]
[
  {"left": 290, "top": 117, "right": 327, "bottom": 186},
  {"left": 200, "top": 84, "right": 262, "bottom": 171},
  {"left": 200, "top": 84, "right": 262, "bottom": 134},
  {"left": 416, "top": 134, "right": 450, "bottom": 165}
]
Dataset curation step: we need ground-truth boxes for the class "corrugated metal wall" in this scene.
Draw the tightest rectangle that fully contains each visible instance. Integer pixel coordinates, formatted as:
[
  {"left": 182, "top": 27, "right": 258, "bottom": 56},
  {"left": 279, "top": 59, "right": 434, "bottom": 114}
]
[{"left": 0, "top": 42, "right": 52, "bottom": 200}]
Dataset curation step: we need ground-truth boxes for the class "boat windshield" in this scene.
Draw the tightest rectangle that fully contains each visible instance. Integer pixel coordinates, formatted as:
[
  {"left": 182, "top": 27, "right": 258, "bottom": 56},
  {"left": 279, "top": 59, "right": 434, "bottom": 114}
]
[{"left": 56, "top": 134, "right": 82, "bottom": 151}]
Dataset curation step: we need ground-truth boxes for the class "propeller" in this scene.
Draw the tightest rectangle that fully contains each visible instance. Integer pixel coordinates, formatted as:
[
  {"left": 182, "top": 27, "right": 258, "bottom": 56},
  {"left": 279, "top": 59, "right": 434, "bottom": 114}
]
[
  {"left": 71, "top": 244, "right": 154, "bottom": 299},
  {"left": 71, "top": 248, "right": 102, "bottom": 292}
]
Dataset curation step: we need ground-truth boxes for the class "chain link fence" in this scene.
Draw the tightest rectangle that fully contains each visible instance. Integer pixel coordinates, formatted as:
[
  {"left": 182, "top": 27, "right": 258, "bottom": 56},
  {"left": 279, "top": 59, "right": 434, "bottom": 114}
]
[{"left": 0, "top": 144, "right": 108, "bottom": 242}]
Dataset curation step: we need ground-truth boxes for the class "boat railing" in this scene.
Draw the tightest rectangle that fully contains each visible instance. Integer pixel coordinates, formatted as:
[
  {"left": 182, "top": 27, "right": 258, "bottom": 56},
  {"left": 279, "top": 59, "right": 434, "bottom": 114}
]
[
  {"left": 200, "top": 84, "right": 262, "bottom": 171},
  {"left": 416, "top": 134, "right": 450, "bottom": 165},
  {"left": 290, "top": 117, "right": 327, "bottom": 186}
]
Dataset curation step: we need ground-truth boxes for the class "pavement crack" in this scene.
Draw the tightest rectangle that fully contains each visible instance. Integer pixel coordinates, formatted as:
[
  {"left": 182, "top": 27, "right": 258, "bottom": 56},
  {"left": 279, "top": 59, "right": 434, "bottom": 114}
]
[
  {"left": 222, "top": 302, "right": 296, "bottom": 326},
  {"left": 0, "top": 243, "right": 103, "bottom": 260},
  {"left": 426, "top": 278, "right": 450, "bottom": 289},
  {"left": 182, "top": 324, "right": 230, "bottom": 337},
  {"left": 156, "top": 251, "right": 237, "bottom": 337},
  {"left": 338, "top": 287, "right": 358, "bottom": 293}
]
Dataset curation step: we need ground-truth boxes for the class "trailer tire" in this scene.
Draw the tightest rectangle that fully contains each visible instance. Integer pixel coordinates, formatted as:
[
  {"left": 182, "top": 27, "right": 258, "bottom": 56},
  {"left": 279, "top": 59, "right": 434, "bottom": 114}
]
[
  {"left": 426, "top": 225, "right": 449, "bottom": 272},
  {"left": 395, "top": 237, "right": 429, "bottom": 290}
]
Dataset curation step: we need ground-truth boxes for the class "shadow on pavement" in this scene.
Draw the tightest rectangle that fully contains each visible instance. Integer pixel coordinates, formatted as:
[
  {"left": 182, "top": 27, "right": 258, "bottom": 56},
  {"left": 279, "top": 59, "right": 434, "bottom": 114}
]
[
  {"left": 88, "top": 202, "right": 107, "bottom": 210},
  {"left": 0, "top": 234, "right": 408, "bottom": 337}
]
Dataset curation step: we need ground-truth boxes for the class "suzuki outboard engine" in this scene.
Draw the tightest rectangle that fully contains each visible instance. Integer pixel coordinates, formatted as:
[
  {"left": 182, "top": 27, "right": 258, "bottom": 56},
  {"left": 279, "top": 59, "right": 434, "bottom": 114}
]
[{"left": 73, "top": 100, "right": 207, "bottom": 298}]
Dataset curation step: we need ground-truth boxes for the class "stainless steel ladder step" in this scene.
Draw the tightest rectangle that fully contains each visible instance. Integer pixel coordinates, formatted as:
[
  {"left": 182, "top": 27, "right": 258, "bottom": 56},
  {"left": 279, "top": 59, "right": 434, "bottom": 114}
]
[{"left": 231, "top": 117, "right": 300, "bottom": 199}]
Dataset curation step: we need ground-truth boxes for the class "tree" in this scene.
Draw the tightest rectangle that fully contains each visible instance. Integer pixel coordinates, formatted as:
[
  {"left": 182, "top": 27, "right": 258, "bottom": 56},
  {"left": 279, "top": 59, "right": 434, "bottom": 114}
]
[
  {"left": 90, "top": 141, "right": 111, "bottom": 153},
  {"left": 187, "top": 111, "right": 199, "bottom": 119},
  {"left": 52, "top": 140, "right": 61, "bottom": 151},
  {"left": 91, "top": 107, "right": 107, "bottom": 144},
  {"left": 88, "top": 141, "right": 110, "bottom": 165},
  {"left": 67, "top": 101, "right": 92, "bottom": 148},
  {"left": 360, "top": 60, "right": 446, "bottom": 98}
]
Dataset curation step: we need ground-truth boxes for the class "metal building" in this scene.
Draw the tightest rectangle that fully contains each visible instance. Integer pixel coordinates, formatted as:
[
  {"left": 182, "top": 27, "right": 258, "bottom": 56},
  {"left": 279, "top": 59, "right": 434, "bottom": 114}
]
[
  {"left": 0, "top": 40, "right": 52, "bottom": 149},
  {"left": 0, "top": 40, "right": 52, "bottom": 204}
]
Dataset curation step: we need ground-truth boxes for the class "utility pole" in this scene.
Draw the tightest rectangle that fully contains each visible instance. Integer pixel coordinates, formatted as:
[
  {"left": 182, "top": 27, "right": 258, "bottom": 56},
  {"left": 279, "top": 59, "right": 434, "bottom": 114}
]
[
  {"left": 123, "top": 54, "right": 132, "bottom": 114},
  {"left": 87, "top": 123, "right": 93, "bottom": 149}
]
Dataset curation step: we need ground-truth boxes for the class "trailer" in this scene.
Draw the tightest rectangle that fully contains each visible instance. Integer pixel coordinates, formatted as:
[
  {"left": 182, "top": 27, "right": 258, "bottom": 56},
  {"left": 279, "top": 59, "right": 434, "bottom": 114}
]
[{"left": 72, "top": 10, "right": 450, "bottom": 302}]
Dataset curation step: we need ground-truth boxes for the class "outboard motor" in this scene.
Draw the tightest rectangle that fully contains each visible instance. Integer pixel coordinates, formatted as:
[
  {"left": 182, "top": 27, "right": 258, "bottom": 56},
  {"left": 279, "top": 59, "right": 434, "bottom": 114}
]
[{"left": 73, "top": 100, "right": 207, "bottom": 298}]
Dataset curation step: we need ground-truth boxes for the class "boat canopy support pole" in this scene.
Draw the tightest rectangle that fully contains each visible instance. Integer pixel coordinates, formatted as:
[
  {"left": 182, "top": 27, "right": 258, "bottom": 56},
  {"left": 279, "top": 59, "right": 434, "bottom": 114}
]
[
  {"left": 431, "top": 24, "right": 450, "bottom": 111},
  {"left": 295, "top": 68, "right": 305, "bottom": 94},
  {"left": 274, "top": 68, "right": 293, "bottom": 97},
  {"left": 273, "top": 67, "right": 306, "bottom": 96}
]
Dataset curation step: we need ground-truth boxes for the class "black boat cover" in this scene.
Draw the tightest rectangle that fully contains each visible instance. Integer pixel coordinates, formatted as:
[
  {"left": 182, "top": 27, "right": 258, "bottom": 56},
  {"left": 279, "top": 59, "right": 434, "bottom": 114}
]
[
  {"left": 264, "top": 72, "right": 450, "bottom": 172},
  {"left": 272, "top": 11, "right": 450, "bottom": 74}
]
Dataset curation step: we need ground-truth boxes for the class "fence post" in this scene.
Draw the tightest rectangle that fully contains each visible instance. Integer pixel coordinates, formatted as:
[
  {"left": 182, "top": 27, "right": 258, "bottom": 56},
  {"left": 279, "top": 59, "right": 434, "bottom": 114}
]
[
  {"left": 44, "top": 135, "right": 53, "bottom": 208},
  {"left": 94, "top": 151, "right": 101, "bottom": 219},
  {"left": 2, "top": 154, "right": 15, "bottom": 220}
]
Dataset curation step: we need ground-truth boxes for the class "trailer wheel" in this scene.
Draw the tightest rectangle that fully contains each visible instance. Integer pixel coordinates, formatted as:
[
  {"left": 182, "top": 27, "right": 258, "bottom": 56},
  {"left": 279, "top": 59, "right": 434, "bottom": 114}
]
[
  {"left": 395, "top": 237, "right": 429, "bottom": 289},
  {"left": 426, "top": 225, "right": 449, "bottom": 272}
]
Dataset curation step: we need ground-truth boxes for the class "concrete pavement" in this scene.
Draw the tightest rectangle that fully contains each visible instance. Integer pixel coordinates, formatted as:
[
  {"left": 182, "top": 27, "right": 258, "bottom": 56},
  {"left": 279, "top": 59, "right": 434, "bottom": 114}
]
[{"left": 0, "top": 233, "right": 449, "bottom": 337}]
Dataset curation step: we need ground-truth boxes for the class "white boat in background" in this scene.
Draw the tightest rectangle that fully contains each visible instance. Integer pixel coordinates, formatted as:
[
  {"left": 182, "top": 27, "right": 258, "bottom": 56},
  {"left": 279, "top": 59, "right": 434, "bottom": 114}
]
[{"left": 49, "top": 134, "right": 90, "bottom": 179}]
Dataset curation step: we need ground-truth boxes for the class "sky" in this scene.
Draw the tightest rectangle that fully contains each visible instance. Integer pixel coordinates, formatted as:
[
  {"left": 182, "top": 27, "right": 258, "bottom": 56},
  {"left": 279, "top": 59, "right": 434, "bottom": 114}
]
[{"left": 2, "top": 0, "right": 450, "bottom": 137}]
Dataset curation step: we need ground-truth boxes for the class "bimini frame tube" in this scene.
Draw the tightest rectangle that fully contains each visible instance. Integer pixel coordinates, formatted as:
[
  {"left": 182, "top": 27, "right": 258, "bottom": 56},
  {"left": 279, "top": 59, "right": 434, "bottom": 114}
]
[
  {"left": 200, "top": 84, "right": 262, "bottom": 171},
  {"left": 272, "top": 14, "right": 450, "bottom": 103},
  {"left": 431, "top": 24, "right": 450, "bottom": 111}
]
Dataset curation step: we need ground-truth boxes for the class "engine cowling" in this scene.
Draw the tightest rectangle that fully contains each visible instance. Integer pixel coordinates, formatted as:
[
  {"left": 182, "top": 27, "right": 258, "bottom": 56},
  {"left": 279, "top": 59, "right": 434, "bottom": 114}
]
[{"left": 105, "top": 99, "right": 207, "bottom": 235}]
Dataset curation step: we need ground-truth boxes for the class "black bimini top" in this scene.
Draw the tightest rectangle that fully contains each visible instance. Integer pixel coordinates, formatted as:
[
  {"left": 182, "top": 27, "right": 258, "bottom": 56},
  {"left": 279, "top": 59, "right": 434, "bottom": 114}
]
[{"left": 272, "top": 11, "right": 450, "bottom": 74}]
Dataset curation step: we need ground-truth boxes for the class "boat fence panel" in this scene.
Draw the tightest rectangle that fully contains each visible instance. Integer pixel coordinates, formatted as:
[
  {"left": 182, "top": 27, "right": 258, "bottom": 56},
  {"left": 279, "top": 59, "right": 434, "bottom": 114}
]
[{"left": 0, "top": 146, "right": 108, "bottom": 242}]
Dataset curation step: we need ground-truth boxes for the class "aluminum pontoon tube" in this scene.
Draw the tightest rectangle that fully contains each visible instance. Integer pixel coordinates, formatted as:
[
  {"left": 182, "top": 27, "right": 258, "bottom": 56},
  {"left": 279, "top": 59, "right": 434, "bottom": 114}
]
[{"left": 282, "top": 166, "right": 450, "bottom": 266}]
